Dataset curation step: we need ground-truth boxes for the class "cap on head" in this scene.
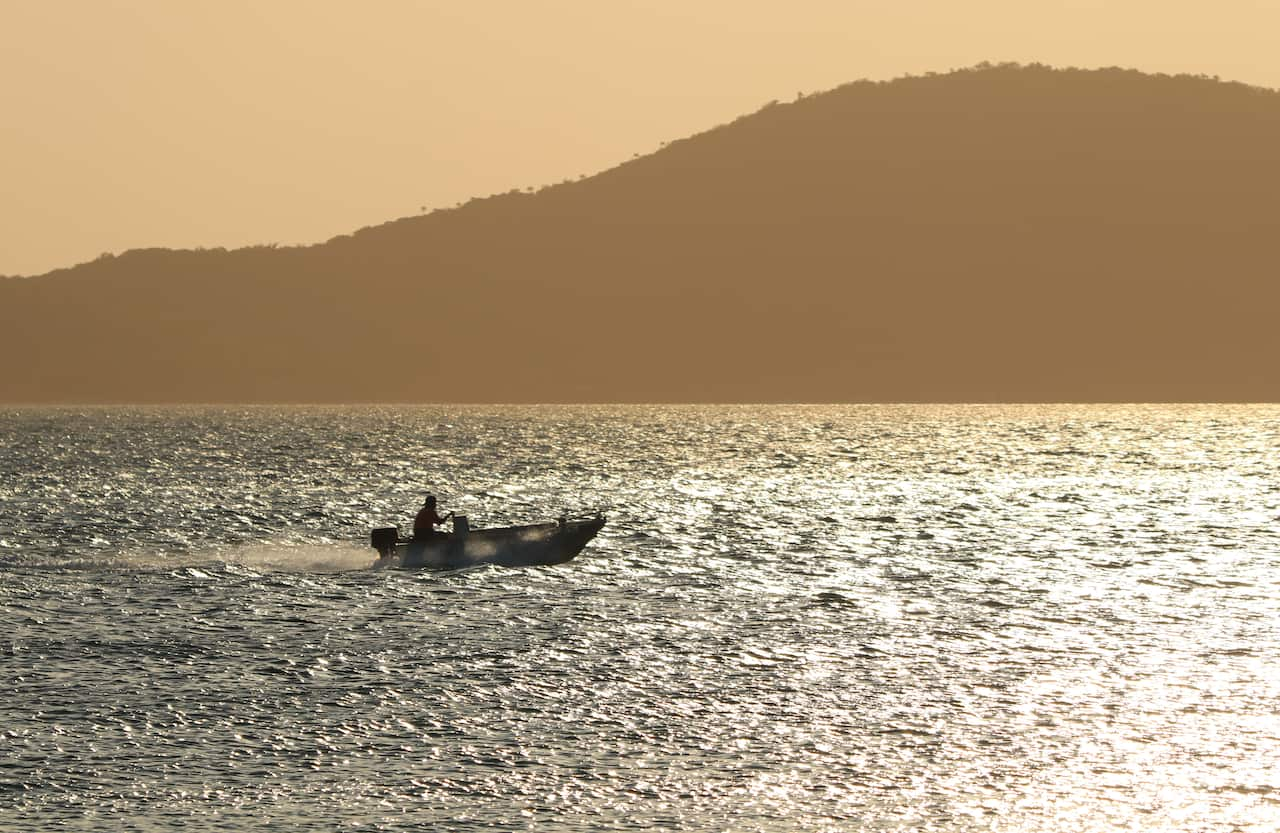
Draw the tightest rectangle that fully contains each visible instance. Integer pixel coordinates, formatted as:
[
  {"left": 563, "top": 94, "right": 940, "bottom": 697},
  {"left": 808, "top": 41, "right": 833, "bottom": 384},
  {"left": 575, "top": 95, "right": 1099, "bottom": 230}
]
[{"left": 424, "top": 494, "right": 437, "bottom": 506}]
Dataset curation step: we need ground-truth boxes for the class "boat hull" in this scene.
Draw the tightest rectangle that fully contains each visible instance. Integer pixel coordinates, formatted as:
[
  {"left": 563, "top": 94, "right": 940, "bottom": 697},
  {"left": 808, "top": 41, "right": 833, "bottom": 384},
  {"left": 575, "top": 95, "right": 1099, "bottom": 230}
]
[{"left": 374, "top": 516, "right": 605, "bottom": 570}]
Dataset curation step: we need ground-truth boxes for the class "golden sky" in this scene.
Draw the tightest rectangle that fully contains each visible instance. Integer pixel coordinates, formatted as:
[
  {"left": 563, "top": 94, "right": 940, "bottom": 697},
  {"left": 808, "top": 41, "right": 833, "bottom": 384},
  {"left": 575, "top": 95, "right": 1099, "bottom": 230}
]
[{"left": 2, "top": 0, "right": 1276, "bottom": 277}]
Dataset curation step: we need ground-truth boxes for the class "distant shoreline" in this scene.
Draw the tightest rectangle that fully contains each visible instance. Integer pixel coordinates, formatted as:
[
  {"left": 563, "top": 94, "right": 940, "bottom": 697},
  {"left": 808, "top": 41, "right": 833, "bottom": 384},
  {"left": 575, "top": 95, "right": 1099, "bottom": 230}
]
[{"left": 4, "top": 64, "right": 1279, "bottom": 403}]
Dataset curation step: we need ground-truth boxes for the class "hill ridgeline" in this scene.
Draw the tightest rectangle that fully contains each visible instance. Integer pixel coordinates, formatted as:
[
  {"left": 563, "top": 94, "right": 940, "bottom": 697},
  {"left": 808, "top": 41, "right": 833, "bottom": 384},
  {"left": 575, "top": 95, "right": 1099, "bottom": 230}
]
[{"left": 3, "top": 63, "right": 1279, "bottom": 402}]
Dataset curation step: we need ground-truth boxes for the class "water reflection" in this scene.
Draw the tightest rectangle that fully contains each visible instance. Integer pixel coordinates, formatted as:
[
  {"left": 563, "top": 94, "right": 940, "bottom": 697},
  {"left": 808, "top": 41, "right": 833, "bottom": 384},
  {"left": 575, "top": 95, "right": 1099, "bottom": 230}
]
[{"left": 1, "top": 405, "right": 1278, "bottom": 829}]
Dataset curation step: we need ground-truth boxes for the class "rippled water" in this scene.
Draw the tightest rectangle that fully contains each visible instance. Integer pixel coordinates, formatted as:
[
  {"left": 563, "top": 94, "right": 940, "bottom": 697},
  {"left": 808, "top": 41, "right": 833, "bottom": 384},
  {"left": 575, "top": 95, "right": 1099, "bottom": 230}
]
[{"left": 2, "top": 405, "right": 1278, "bottom": 831}]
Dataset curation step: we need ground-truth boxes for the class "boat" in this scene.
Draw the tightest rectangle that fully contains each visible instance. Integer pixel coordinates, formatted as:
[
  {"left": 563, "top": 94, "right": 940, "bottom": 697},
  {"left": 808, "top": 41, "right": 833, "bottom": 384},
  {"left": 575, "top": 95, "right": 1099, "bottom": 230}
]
[{"left": 368, "top": 513, "right": 605, "bottom": 570}]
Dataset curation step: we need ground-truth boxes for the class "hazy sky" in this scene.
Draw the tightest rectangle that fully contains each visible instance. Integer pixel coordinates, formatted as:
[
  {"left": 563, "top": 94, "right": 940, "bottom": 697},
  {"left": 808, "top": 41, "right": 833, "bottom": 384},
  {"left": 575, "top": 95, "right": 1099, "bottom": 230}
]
[{"left": 3, "top": 0, "right": 1276, "bottom": 276}]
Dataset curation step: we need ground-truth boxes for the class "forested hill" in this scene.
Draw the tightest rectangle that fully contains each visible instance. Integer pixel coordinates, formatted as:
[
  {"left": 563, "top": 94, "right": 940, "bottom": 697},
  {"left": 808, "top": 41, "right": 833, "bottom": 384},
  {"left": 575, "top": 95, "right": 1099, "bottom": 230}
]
[{"left": 4, "top": 63, "right": 1279, "bottom": 402}]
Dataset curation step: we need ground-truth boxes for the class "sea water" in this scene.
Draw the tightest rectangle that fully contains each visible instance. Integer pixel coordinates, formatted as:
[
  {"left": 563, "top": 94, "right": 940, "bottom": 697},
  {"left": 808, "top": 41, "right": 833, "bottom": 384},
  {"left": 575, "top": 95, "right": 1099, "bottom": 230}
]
[{"left": 1, "top": 405, "right": 1277, "bottom": 831}]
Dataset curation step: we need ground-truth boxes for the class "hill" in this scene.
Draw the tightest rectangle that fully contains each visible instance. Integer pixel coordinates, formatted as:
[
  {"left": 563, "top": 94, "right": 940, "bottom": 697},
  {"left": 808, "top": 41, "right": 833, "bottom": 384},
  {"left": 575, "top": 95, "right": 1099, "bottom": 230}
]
[{"left": 3, "top": 62, "right": 1280, "bottom": 402}]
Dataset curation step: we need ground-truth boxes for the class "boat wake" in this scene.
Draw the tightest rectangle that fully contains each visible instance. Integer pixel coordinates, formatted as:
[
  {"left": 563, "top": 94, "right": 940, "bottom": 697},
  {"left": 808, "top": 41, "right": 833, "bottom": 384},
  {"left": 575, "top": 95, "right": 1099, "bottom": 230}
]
[
  {"left": 2, "top": 542, "right": 375, "bottom": 574},
  {"left": 218, "top": 543, "right": 374, "bottom": 573}
]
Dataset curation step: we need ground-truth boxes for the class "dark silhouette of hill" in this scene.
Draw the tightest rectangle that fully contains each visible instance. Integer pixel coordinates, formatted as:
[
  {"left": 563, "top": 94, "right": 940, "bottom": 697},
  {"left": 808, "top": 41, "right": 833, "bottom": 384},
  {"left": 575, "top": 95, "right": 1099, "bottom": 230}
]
[{"left": 4, "top": 62, "right": 1280, "bottom": 402}]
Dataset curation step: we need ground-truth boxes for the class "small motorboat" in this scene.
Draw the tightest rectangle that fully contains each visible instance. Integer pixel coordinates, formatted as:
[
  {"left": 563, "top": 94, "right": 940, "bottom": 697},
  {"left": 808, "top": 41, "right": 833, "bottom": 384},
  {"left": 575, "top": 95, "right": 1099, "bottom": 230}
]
[{"left": 369, "top": 513, "right": 605, "bottom": 570}]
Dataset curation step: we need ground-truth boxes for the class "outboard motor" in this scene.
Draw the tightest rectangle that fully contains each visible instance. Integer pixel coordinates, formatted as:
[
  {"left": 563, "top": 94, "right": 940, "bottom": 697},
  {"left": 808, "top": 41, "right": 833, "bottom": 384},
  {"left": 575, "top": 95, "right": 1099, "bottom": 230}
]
[
  {"left": 371, "top": 526, "right": 399, "bottom": 559},
  {"left": 452, "top": 515, "right": 469, "bottom": 536}
]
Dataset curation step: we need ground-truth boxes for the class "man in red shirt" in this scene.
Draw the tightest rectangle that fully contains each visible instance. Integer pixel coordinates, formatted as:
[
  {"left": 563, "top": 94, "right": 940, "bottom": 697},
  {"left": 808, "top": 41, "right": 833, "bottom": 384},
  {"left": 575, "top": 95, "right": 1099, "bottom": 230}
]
[{"left": 413, "top": 495, "right": 452, "bottom": 540}]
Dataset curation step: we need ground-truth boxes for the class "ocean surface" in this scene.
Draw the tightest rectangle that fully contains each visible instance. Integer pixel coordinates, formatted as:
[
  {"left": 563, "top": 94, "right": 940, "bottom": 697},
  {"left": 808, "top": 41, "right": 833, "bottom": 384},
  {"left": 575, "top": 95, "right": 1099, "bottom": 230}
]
[{"left": 2, "top": 404, "right": 1278, "bottom": 831}]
